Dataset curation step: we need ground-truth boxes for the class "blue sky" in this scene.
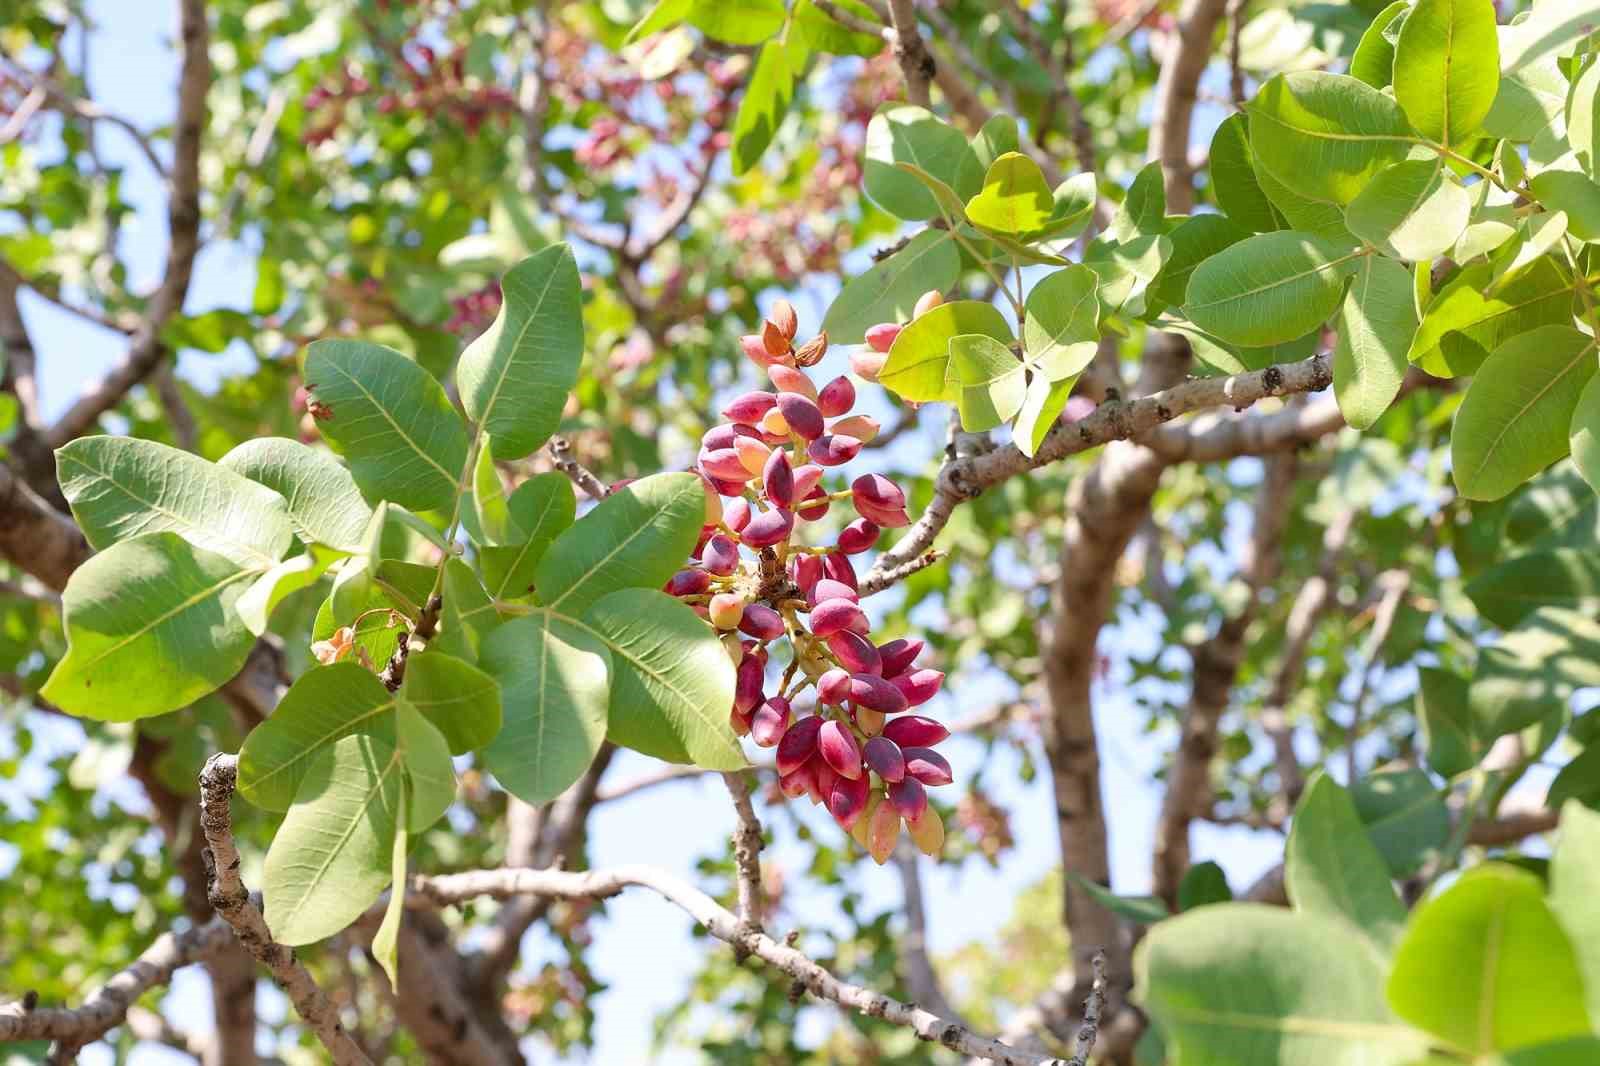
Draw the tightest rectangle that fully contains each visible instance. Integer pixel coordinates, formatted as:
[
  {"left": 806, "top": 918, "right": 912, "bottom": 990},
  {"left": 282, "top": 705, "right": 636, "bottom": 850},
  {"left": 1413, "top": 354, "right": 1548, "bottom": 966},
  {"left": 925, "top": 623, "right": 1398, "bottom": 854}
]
[{"left": 3, "top": 4, "right": 1301, "bottom": 1063}]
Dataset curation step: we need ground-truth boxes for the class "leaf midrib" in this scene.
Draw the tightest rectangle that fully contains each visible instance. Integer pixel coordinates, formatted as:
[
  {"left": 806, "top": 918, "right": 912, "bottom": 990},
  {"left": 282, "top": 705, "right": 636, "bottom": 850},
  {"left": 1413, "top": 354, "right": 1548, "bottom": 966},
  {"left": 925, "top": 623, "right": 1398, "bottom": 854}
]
[
  {"left": 318, "top": 356, "right": 458, "bottom": 487},
  {"left": 476, "top": 257, "right": 566, "bottom": 432},
  {"left": 1468, "top": 337, "right": 1598, "bottom": 486}
]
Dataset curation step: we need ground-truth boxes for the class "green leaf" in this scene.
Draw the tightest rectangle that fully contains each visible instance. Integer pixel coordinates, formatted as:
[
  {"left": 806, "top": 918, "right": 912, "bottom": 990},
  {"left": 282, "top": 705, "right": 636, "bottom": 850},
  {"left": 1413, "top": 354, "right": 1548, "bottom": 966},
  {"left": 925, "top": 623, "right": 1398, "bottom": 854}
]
[
  {"left": 581, "top": 588, "right": 742, "bottom": 770},
  {"left": 1388, "top": 865, "right": 1592, "bottom": 1055},
  {"left": 466, "top": 445, "right": 509, "bottom": 546},
  {"left": 253, "top": 256, "right": 285, "bottom": 315},
  {"left": 1416, "top": 666, "right": 1481, "bottom": 777},
  {"left": 1285, "top": 772, "right": 1407, "bottom": 955},
  {"left": 535, "top": 472, "right": 705, "bottom": 615},
  {"left": 1142, "top": 905, "right": 1424, "bottom": 1066},
  {"left": 1467, "top": 548, "right": 1600, "bottom": 628},
  {"left": 1066, "top": 872, "right": 1170, "bottom": 924},
  {"left": 687, "top": 0, "right": 786, "bottom": 44},
  {"left": 1022, "top": 265, "right": 1100, "bottom": 378},
  {"left": 1151, "top": 214, "right": 1251, "bottom": 310},
  {"left": 219, "top": 437, "right": 373, "bottom": 553},
  {"left": 964, "top": 153, "right": 1053, "bottom": 236},
  {"left": 1335, "top": 256, "right": 1417, "bottom": 430},
  {"left": 949, "top": 334, "right": 1025, "bottom": 432},
  {"left": 1549, "top": 802, "right": 1600, "bottom": 1024},
  {"left": 1568, "top": 60, "right": 1600, "bottom": 180},
  {"left": 237, "top": 662, "right": 396, "bottom": 810},
  {"left": 731, "top": 36, "right": 809, "bottom": 175},
  {"left": 1184, "top": 232, "right": 1364, "bottom": 346},
  {"left": 1254, "top": 159, "right": 1357, "bottom": 242},
  {"left": 480, "top": 472, "right": 577, "bottom": 601},
  {"left": 1038, "top": 173, "right": 1098, "bottom": 239},
  {"left": 1393, "top": 0, "right": 1499, "bottom": 147},
  {"left": 263, "top": 733, "right": 402, "bottom": 946},
  {"left": 456, "top": 245, "right": 584, "bottom": 460},
  {"left": 396, "top": 701, "right": 454, "bottom": 831},
  {"left": 1505, "top": 1037, "right": 1600, "bottom": 1066},
  {"left": 1107, "top": 161, "right": 1166, "bottom": 243},
  {"left": 954, "top": 114, "right": 1020, "bottom": 195},
  {"left": 623, "top": 0, "right": 692, "bottom": 44},
  {"left": 1473, "top": 607, "right": 1600, "bottom": 740},
  {"left": 1349, "top": 1, "right": 1408, "bottom": 88},
  {"left": 304, "top": 339, "right": 470, "bottom": 513},
  {"left": 864, "top": 105, "right": 981, "bottom": 221},
  {"left": 879, "top": 300, "right": 1012, "bottom": 402},
  {"left": 1452, "top": 326, "right": 1598, "bottom": 501},
  {"left": 1208, "top": 114, "right": 1283, "bottom": 233},
  {"left": 1549, "top": 745, "right": 1600, "bottom": 810},
  {"left": 480, "top": 610, "right": 612, "bottom": 806},
  {"left": 236, "top": 549, "right": 337, "bottom": 636},
  {"left": 1248, "top": 72, "right": 1416, "bottom": 206},
  {"left": 1501, "top": 0, "right": 1600, "bottom": 74},
  {"left": 58, "top": 436, "right": 293, "bottom": 570},
  {"left": 1409, "top": 259, "right": 1575, "bottom": 378},
  {"left": 1351, "top": 768, "right": 1450, "bottom": 877},
  {"left": 1084, "top": 232, "right": 1171, "bottom": 319},
  {"left": 1570, "top": 372, "right": 1600, "bottom": 492},
  {"left": 893, "top": 162, "right": 968, "bottom": 222},
  {"left": 400, "top": 651, "right": 502, "bottom": 755},
  {"left": 42, "top": 534, "right": 258, "bottom": 721},
  {"left": 1484, "top": 59, "right": 1569, "bottom": 143},
  {"left": 793, "top": 0, "right": 881, "bottom": 56},
  {"left": 1013, "top": 372, "right": 1079, "bottom": 459},
  {"left": 436, "top": 558, "right": 497, "bottom": 662},
  {"left": 821, "top": 230, "right": 960, "bottom": 345},
  {"left": 1345, "top": 159, "right": 1471, "bottom": 261},
  {"left": 1527, "top": 170, "right": 1600, "bottom": 242},
  {"left": 372, "top": 816, "right": 406, "bottom": 992},
  {"left": 1176, "top": 862, "right": 1232, "bottom": 912}
]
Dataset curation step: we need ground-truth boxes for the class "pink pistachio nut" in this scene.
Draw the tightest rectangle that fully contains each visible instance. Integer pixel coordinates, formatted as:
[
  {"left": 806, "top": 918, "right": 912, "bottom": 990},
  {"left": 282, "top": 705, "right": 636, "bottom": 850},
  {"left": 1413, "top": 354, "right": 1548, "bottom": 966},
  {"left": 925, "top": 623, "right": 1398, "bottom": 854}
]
[
  {"left": 817, "top": 375, "right": 856, "bottom": 417},
  {"left": 724, "top": 497, "right": 752, "bottom": 533},
  {"left": 890, "top": 668, "right": 944, "bottom": 707},
  {"left": 849, "top": 348, "right": 888, "bottom": 381},
  {"left": 887, "top": 776, "right": 929, "bottom": 822},
  {"left": 700, "top": 534, "right": 739, "bottom": 576},
  {"left": 819, "top": 719, "right": 863, "bottom": 780},
  {"left": 795, "top": 486, "right": 830, "bottom": 521},
  {"left": 763, "top": 448, "right": 795, "bottom": 509},
  {"left": 700, "top": 448, "right": 754, "bottom": 483},
  {"left": 837, "top": 518, "right": 880, "bottom": 555},
  {"left": 750, "top": 696, "right": 792, "bottom": 747},
  {"left": 722, "top": 391, "right": 777, "bottom": 425},
  {"left": 817, "top": 667, "right": 852, "bottom": 706},
  {"left": 902, "top": 746, "right": 953, "bottom": 786},
  {"left": 776, "top": 715, "right": 823, "bottom": 775},
  {"left": 822, "top": 551, "right": 858, "bottom": 591},
  {"left": 776, "top": 393, "right": 825, "bottom": 441},
  {"left": 809, "top": 597, "right": 867, "bottom": 637},
  {"left": 740, "top": 507, "right": 794, "bottom": 548},
  {"left": 826, "top": 629, "right": 881, "bottom": 675},
  {"left": 807, "top": 433, "right": 863, "bottom": 467},
  {"left": 850, "top": 673, "right": 909, "bottom": 715},
  {"left": 862, "top": 736, "right": 906, "bottom": 783},
  {"left": 739, "top": 603, "right": 785, "bottom": 641},
  {"left": 769, "top": 364, "right": 818, "bottom": 401},
  {"left": 829, "top": 414, "right": 880, "bottom": 443},
  {"left": 807, "top": 578, "right": 859, "bottom": 607},
  {"left": 883, "top": 715, "right": 949, "bottom": 747},
  {"left": 828, "top": 771, "right": 870, "bottom": 829},
  {"left": 864, "top": 322, "right": 901, "bottom": 353},
  {"left": 665, "top": 568, "right": 710, "bottom": 597},
  {"left": 734, "top": 654, "right": 765, "bottom": 714}
]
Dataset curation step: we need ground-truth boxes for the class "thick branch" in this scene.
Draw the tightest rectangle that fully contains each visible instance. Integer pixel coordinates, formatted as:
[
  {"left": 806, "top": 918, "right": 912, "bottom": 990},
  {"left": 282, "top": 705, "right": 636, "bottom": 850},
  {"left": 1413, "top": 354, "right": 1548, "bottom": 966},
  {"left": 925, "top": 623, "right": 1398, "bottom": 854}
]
[
  {"left": 1149, "top": 0, "right": 1230, "bottom": 210},
  {"left": 886, "top": 0, "right": 935, "bottom": 107},
  {"left": 723, "top": 770, "right": 767, "bottom": 943}
]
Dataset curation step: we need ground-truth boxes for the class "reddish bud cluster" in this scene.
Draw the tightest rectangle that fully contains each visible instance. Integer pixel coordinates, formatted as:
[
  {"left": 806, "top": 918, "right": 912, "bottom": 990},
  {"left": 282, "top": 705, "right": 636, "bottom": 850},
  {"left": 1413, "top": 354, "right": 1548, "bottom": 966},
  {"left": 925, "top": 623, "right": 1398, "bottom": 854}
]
[
  {"left": 850, "top": 289, "right": 944, "bottom": 383},
  {"left": 666, "top": 300, "right": 949, "bottom": 861}
]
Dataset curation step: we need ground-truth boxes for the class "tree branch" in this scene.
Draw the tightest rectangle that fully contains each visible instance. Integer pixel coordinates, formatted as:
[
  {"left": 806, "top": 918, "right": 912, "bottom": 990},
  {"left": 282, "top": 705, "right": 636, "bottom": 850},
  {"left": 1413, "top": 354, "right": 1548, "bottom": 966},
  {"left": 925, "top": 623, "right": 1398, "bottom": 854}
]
[
  {"left": 886, "top": 0, "right": 936, "bottom": 108},
  {"left": 1149, "top": 0, "right": 1230, "bottom": 210},
  {"left": 723, "top": 770, "right": 767, "bottom": 945},
  {"left": 547, "top": 436, "right": 609, "bottom": 501},
  {"left": 893, "top": 840, "right": 964, "bottom": 1022}
]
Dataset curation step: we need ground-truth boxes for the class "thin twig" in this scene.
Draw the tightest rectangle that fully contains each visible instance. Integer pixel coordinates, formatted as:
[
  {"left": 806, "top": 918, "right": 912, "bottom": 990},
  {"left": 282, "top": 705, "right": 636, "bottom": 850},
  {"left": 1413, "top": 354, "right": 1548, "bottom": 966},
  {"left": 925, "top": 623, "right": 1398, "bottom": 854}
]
[
  {"left": 1067, "top": 950, "right": 1106, "bottom": 1066},
  {"left": 722, "top": 770, "right": 766, "bottom": 952},
  {"left": 548, "top": 436, "right": 609, "bottom": 500}
]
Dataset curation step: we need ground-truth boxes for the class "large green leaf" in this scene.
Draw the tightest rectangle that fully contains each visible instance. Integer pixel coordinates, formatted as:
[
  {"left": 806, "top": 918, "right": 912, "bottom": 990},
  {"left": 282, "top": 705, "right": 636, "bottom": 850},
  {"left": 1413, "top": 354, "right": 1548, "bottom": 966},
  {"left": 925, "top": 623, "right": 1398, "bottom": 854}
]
[
  {"left": 687, "top": 0, "right": 786, "bottom": 44},
  {"left": 580, "top": 588, "right": 742, "bottom": 769},
  {"left": 1184, "top": 232, "right": 1365, "bottom": 346},
  {"left": 42, "top": 534, "right": 257, "bottom": 721},
  {"left": 1248, "top": 72, "right": 1417, "bottom": 206},
  {"left": 1013, "top": 373, "right": 1079, "bottom": 460},
  {"left": 863, "top": 105, "right": 981, "bottom": 221},
  {"left": 1107, "top": 162, "right": 1166, "bottom": 243},
  {"left": 218, "top": 437, "right": 373, "bottom": 553},
  {"left": 731, "top": 35, "right": 809, "bottom": 175},
  {"left": 1467, "top": 548, "right": 1600, "bottom": 628},
  {"left": 237, "top": 662, "right": 396, "bottom": 811},
  {"left": 536, "top": 472, "right": 704, "bottom": 615},
  {"left": 1067, "top": 872, "right": 1170, "bottom": 924},
  {"left": 793, "top": 0, "right": 881, "bottom": 56},
  {"left": 236, "top": 548, "right": 338, "bottom": 636},
  {"left": 1209, "top": 114, "right": 1284, "bottom": 233},
  {"left": 1084, "top": 232, "right": 1170, "bottom": 319},
  {"left": 1335, "top": 255, "right": 1417, "bottom": 430},
  {"left": 1388, "top": 865, "right": 1591, "bottom": 1055},
  {"left": 879, "top": 300, "right": 1012, "bottom": 402},
  {"left": 480, "top": 472, "right": 577, "bottom": 600},
  {"left": 396, "top": 701, "right": 455, "bottom": 831},
  {"left": 435, "top": 558, "right": 498, "bottom": 662},
  {"left": 1472, "top": 607, "right": 1600, "bottom": 740},
  {"left": 58, "top": 436, "right": 293, "bottom": 570},
  {"left": 1350, "top": 769, "right": 1450, "bottom": 877},
  {"left": 480, "top": 610, "right": 612, "bottom": 806},
  {"left": 1150, "top": 214, "right": 1250, "bottom": 310},
  {"left": 964, "top": 152, "right": 1053, "bottom": 236},
  {"left": 400, "top": 651, "right": 502, "bottom": 755},
  {"left": 456, "top": 245, "right": 584, "bottom": 460},
  {"left": 1349, "top": 1, "right": 1408, "bottom": 89},
  {"left": 1528, "top": 171, "right": 1600, "bottom": 242},
  {"left": 304, "top": 339, "right": 470, "bottom": 512},
  {"left": 1345, "top": 160, "right": 1471, "bottom": 261},
  {"left": 1393, "top": 0, "right": 1499, "bottom": 147},
  {"left": 1570, "top": 372, "right": 1600, "bottom": 492},
  {"left": 1549, "top": 803, "right": 1600, "bottom": 1025},
  {"left": 954, "top": 114, "right": 1020, "bottom": 196},
  {"left": 1409, "top": 259, "right": 1575, "bottom": 377},
  {"left": 1285, "top": 773, "right": 1407, "bottom": 955},
  {"left": 821, "top": 230, "right": 960, "bottom": 345},
  {"left": 1022, "top": 265, "right": 1100, "bottom": 377},
  {"left": 1416, "top": 666, "right": 1481, "bottom": 777},
  {"left": 1452, "top": 326, "right": 1598, "bottom": 501},
  {"left": 949, "top": 334, "right": 1026, "bottom": 432},
  {"left": 263, "top": 733, "right": 403, "bottom": 946},
  {"left": 1255, "top": 159, "right": 1357, "bottom": 243},
  {"left": 1568, "top": 59, "right": 1600, "bottom": 181},
  {"left": 1141, "top": 904, "right": 1424, "bottom": 1066},
  {"left": 1500, "top": 0, "right": 1600, "bottom": 74}
]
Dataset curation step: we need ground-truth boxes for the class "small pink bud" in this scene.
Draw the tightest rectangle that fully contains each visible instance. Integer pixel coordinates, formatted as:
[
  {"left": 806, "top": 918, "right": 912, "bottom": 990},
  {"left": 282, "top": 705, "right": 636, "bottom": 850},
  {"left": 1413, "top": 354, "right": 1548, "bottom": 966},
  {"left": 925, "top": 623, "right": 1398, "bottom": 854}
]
[
  {"left": 877, "top": 638, "right": 923, "bottom": 678},
  {"left": 724, "top": 497, "right": 752, "bottom": 533},
  {"left": 795, "top": 486, "right": 830, "bottom": 521},
  {"left": 817, "top": 376, "right": 855, "bottom": 417},
  {"left": 701, "top": 448, "right": 754, "bottom": 483},
  {"left": 807, "top": 578, "right": 859, "bottom": 607},
  {"left": 865, "top": 322, "right": 901, "bottom": 353},
  {"left": 829, "top": 414, "right": 880, "bottom": 442},
  {"left": 807, "top": 434, "right": 862, "bottom": 467},
  {"left": 903, "top": 747, "right": 953, "bottom": 786},
  {"left": 735, "top": 655, "right": 765, "bottom": 714},
  {"left": 852, "top": 473, "right": 905, "bottom": 514},
  {"left": 734, "top": 435, "right": 772, "bottom": 476},
  {"left": 701, "top": 534, "right": 739, "bottom": 576},
  {"left": 790, "top": 463, "right": 825, "bottom": 502},
  {"left": 850, "top": 673, "right": 909, "bottom": 715},
  {"left": 665, "top": 569, "right": 711, "bottom": 597},
  {"left": 867, "top": 799, "right": 901, "bottom": 863},
  {"left": 850, "top": 348, "right": 888, "bottom": 381},
  {"left": 740, "top": 508, "right": 794, "bottom": 548},
  {"left": 810, "top": 598, "right": 867, "bottom": 637},
  {"left": 819, "top": 719, "right": 863, "bottom": 780},
  {"left": 739, "top": 603, "right": 785, "bottom": 641},
  {"left": 750, "top": 696, "right": 792, "bottom": 747},
  {"left": 709, "top": 592, "right": 746, "bottom": 630},
  {"left": 769, "top": 364, "right": 818, "bottom": 401},
  {"left": 818, "top": 667, "right": 852, "bottom": 705},
  {"left": 891, "top": 669, "right": 943, "bottom": 707},
  {"left": 776, "top": 715, "right": 823, "bottom": 775},
  {"left": 730, "top": 707, "right": 753, "bottom": 737},
  {"left": 826, "top": 630, "right": 882, "bottom": 675},
  {"left": 822, "top": 552, "right": 858, "bottom": 591},
  {"left": 887, "top": 776, "right": 928, "bottom": 822},
  {"left": 791, "top": 552, "right": 823, "bottom": 596},
  {"left": 913, "top": 289, "right": 944, "bottom": 317},
  {"left": 863, "top": 736, "right": 906, "bottom": 782},
  {"left": 777, "top": 394, "right": 825, "bottom": 441},
  {"left": 722, "top": 390, "right": 778, "bottom": 425},
  {"left": 741, "top": 333, "right": 777, "bottom": 367},
  {"left": 828, "top": 771, "right": 870, "bottom": 829},
  {"left": 702, "top": 422, "right": 739, "bottom": 452},
  {"left": 763, "top": 449, "right": 794, "bottom": 509},
  {"left": 883, "top": 715, "right": 949, "bottom": 747},
  {"left": 837, "top": 518, "right": 880, "bottom": 555}
]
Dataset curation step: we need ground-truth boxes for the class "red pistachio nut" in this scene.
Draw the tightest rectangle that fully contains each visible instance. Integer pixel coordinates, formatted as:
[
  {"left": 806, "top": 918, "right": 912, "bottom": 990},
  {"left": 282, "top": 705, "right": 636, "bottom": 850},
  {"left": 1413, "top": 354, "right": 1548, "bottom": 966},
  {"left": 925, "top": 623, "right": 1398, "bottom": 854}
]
[
  {"left": 837, "top": 518, "right": 880, "bottom": 555},
  {"left": 700, "top": 448, "right": 753, "bottom": 482},
  {"left": 762, "top": 448, "right": 794, "bottom": 508},
  {"left": 828, "top": 771, "right": 870, "bottom": 829},
  {"left": 734, "top": 654, "right": 765, "bottom": 714},
  {"left": 877, "top": 637, "right": 923, "bottom": 678},
  {"left": 724, "top": 497, "right": 752, "bottom": 533},
  {"left": 807, "top": 433, "right": 863, "bottom": 467},
  {"left": 740, "top": 507, "right": 794, "bottom": 548},
  {"left": 849, "top": 673, "right": 909, "bottom": 715},
  {"left": 665, "top": 568, "right": 710, "bottom": 597},
  {"left": 818, "top": 667, "right": 852, "bottom": 706},
  {"left": 739, "top": 603, "right": 785, "bottom": 641},
  {"left": 776, "top": 715, "right": 823, "bottom": 775},
  {"left": 890, "top": 668, "right": 944, "bottom": 707},
  {"left": 790, "top": 552, "right": 823, "bottom": 597},
  {"left": 776, "top": 393, "right": 825, "bottom": 441},
  {"left": 700, "top": 534, "right": 739, "bottom": 575},
  {"left": 807, "top": 578, "right": 859, "bottom": 607},
  {"left": 790, "top": 463, "right": 825, "bottom": 502},
  {"left": 902, "top": 746, "right": 953, "bottom": 786},
  {"left": 863, "top": 736, "right": 906, "bottom": 783},
  {"left": 819, "top": 719, "right": 863, "bottom": 780},
  {"left": 822, "top": 551, "right": 858, "bottom": 591},
  {"left": 810, "top": 598, "right": 867, "bottom": 637},
  {"left": 750, "top": 695, "right": 792, "bottom": 747},
  {"left": 864, "top": 322, "right": 901, "bottom": 353},
  {"left": 888, "top": 776, "right": 928, "bottom": 822},
  {"left": 826, "top": 629, "right": 881, "bottom": 675},
  {"left": 817, "top": 375, "right": 855, "bottom": 417},
  {"left": 883, "top": 715, "right": 949, "bottom": 747},
  {"left": 722, "top": 390, "right": 777, "bottom": 425},
  {"left": 795, "top": 486, "right": 830, "bottom": 521}
]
